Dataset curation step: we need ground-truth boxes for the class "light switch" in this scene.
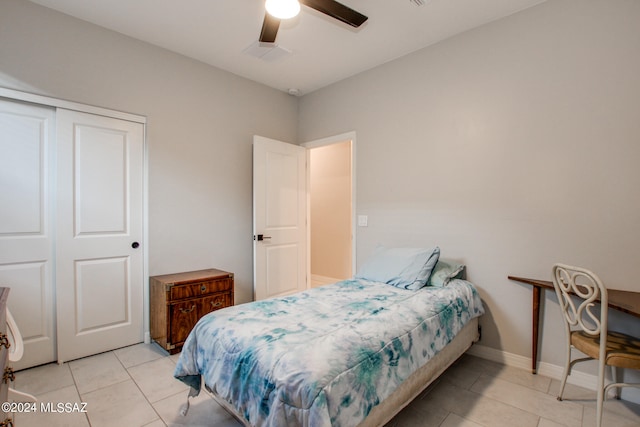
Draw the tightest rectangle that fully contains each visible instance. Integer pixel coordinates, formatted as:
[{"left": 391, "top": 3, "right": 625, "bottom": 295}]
[{"left": 358, "top": 215, "right": 368, "bottom": 227}]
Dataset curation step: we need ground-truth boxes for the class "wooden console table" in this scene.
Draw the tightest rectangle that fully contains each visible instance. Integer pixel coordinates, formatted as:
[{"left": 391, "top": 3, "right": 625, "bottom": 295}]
[{"left": 508, "top": 276, "right": 640, "bottom": 374}]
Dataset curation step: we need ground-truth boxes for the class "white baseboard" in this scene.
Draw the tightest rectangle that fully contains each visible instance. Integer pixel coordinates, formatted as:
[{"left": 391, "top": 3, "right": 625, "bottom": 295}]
[
  {"left": 466, "top": 343, "right": 532, "bottom": 371},
  {"left": 467, "top": 344, "right": 640, "bottom": 404}
]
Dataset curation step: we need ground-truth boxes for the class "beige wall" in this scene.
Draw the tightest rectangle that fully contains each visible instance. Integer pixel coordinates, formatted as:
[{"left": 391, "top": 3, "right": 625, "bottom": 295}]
[
  {"left": 0, "top": 0, "right": 298, "bottom": 304},
  {"left": 299, "top": 0, "right": 640, "bottom": 395},
  {"left": 310, "top": 141, "right": 352, "bottom": 281}
]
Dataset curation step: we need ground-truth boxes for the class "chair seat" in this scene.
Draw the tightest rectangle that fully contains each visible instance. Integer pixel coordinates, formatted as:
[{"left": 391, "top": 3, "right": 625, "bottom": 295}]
[{"left": 571, "top": 330, "right": 640, "bottom": 370}]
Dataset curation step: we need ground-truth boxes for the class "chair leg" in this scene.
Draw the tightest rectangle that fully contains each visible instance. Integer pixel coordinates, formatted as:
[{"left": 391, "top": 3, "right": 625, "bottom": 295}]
[
  {"left": 611, "top": 366, "right": 621, "bottom": 400},
  {"left": 557, "top": 345, "right": 572, "bottom": 401},
  {"left": 596, "top": 360, "right": 606, "bottom": 427}
]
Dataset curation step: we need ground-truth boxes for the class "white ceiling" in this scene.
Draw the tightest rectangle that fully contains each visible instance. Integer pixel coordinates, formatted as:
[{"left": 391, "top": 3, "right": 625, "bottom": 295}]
[{"left": 29, "top": 0, "right": 547, "bottom": 95}]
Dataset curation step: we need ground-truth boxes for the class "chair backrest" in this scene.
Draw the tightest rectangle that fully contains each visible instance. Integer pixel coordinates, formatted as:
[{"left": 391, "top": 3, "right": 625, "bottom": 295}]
[
  {"left": 551, "top": 264, "right": 608, "bottom": 338},
  {"left": 6, "top": 308, "right": 24, "bottom": 363}
]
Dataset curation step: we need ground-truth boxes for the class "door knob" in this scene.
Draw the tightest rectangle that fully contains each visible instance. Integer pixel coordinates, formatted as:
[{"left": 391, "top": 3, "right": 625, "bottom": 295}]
[
  {"left": 131, "top": 242, "right": 140, "bottom": 249},
  {"left": 254, "top": 234, "right": 272, "bottom": 241}
]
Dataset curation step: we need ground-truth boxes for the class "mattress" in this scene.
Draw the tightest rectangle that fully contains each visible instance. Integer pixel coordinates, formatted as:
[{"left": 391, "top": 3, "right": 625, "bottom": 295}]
[{"left": 174, "top": 278, "right": 484, "bottom": 427}]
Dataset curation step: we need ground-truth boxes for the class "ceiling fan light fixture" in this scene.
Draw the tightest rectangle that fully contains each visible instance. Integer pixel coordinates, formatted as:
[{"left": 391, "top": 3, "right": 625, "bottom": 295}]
[{"left": 265, "top": 0, "right": 301, "bottom": 20}]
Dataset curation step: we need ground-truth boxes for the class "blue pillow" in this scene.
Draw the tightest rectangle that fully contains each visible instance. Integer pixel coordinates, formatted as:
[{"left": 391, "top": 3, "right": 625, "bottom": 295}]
[
  {"left": 355, "top": 246, "right": 441, "bottom": 290},
  {"left": 428, "top": 259, "right": 465, "bottom": 287}
]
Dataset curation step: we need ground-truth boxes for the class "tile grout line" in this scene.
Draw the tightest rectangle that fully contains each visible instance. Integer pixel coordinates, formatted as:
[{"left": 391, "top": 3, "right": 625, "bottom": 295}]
[
  {"left": 65, "top": 358, "right": 93, "bottom": 426},
  {"left": 114, "top": 348, "right": 167, "bottom": 426},
  {"left": 476, "top": 373, "right": 584, "bottom": 426},
  {"left": 448, "top": 372, "right": 576, "bottom": 427}
]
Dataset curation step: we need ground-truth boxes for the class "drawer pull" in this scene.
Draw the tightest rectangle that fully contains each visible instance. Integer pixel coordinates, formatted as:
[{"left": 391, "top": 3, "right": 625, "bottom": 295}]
[
  {"left": 3, "top": 367, "right": 15, "bottom": 384},
  {"left": 0, "top": 333, "right": 10, "bottom": 349},
  {"left": 210, "top": 301, "right": 222, "bottom": 308},
  {"left": 200, "top": 285, "right": 207, "bottom": 292},
  {"left": 179, "top": 305, "right": 196, "bottom": 314}
]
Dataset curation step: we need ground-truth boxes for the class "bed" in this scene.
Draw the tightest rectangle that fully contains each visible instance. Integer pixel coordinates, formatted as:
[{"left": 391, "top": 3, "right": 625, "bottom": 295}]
[{"left": 174, "top": 249, "right": 484, "bottom": 427}]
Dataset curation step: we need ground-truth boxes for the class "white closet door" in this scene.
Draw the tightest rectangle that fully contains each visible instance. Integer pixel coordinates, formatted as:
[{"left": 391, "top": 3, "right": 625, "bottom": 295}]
[
  {"left": 0, "top": 99, "right": 56, "bottom": 370},
  {"left": 55, "top": 109, "right": 144, "bottom": 363}
]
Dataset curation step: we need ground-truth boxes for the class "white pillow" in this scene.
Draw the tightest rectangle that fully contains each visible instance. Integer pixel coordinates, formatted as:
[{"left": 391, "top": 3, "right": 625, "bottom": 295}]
[
  {"left": 428, "top": 259, "right": 465, "bottom": 287},
  {"left": 355, "top": 246, "right": 440, "bottom": 290}
]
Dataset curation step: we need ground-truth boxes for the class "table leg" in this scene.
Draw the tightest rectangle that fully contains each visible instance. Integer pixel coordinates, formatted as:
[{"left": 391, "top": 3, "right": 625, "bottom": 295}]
[{"left": 532, "top": 285, "right": 541, "bottom": 374}]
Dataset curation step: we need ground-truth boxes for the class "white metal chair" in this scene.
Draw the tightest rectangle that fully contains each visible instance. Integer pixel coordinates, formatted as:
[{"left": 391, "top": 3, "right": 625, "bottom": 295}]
[
  {"left": 6, "top": 309, "right": 37, "bottom": 403},
  {"left": 552, "top": 264, "right": 640, "bottom": 427}
]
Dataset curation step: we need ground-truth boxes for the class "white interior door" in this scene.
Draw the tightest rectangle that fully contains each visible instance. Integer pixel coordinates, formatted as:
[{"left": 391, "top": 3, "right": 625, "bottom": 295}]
[
  {"left": 56, "top": 109, "right": 144, "bottom": 363},
  {"left": 0, "top": 99, "right": 56, "bottom": 369},
  {"left": 253, "top": 135, "right": 307, "bottom": 301}
]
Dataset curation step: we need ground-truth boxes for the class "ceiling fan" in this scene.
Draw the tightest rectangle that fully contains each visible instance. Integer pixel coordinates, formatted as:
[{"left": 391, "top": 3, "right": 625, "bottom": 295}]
[{"left": 260, "top": 0, "right": 368, "bottom": 43}]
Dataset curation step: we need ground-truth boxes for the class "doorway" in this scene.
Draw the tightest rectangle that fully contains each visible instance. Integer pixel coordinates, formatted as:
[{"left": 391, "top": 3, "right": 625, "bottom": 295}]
[{"left": 304, "top": 133, "right": 355, "bottom": 287}]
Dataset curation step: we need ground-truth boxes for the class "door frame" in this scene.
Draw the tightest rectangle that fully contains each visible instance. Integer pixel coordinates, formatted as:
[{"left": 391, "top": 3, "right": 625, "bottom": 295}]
[
  {"left": 0, "top": 87, "right": 150, "bottom": 347},
  {"left": 302, "top": 131, "right": 357, "bottom": 284}
]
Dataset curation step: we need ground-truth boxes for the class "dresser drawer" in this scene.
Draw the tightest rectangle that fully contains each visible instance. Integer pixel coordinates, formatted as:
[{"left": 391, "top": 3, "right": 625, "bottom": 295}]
[
  {"left": 0, "top": 288, "right": 10, "bottom": 408},
  {"left": 168, "top": 300, "right": 200, "bottom": 345},
  {"left": 169, "top": 278, "right": 233, "bottom": 300},
  {"left": 201, "top": 292, "right": 232, "bottom": 315}
]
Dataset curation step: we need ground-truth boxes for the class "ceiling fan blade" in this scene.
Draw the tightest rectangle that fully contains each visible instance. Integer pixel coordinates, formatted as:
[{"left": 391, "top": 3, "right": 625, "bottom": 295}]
[
  {"left": 259, "top": 13, "right": 281, "bottom": 43},
  {"left": 299, "top": 0, "right": 368, "bottom": 28}
]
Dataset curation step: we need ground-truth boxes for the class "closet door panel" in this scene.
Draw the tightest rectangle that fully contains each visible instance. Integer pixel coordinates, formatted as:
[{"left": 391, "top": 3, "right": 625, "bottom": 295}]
[
  {"left": 74, "top": 257, "right": 129, "bottom": 333},
  {"left": 56, "top": 108, "right": 144, "bottom": 363},
  {"left": 0, "top": 115, "right": 43, "bottom": 235},
  {"left": 0, "top": 99, "right": 56, "bottom": 369},
  {"left": 74, "top": 125, "right": 128, "bottom": 235}
]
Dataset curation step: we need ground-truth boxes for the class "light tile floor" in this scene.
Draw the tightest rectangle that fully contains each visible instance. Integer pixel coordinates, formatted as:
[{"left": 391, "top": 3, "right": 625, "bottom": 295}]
[{"left": 11, "top": 343, "right": 640, "bottom": 427}]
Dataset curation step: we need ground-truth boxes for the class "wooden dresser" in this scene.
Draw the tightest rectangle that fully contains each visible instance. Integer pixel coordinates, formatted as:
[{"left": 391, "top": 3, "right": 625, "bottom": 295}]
[
  {"left": 0, "top": 287, "right": 13, "bottom": 427},
  {"left": 150, "top": 269, "right": 234, "bottom": 354}
]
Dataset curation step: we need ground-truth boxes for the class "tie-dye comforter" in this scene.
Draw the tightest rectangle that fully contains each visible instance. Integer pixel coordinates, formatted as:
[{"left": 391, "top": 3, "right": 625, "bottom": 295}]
[{"left": 174, "top": 278, "right": 484, "bottom": 427}]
